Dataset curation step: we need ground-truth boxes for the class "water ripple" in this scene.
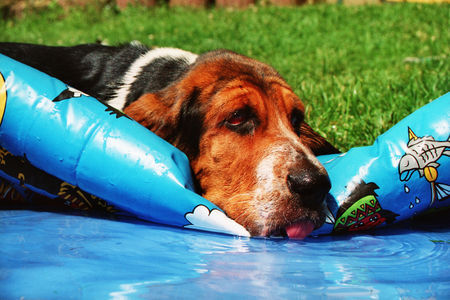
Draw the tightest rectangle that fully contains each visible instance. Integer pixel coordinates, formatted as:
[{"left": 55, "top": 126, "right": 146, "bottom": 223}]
[{"left": 1, "top": 210, "right": 449, "bottom": 299}]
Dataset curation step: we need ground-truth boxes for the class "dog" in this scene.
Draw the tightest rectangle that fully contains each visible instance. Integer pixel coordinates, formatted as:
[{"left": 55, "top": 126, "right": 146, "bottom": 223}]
[{"left": 0, "top": 42, "right": 339, "bottom": 238}]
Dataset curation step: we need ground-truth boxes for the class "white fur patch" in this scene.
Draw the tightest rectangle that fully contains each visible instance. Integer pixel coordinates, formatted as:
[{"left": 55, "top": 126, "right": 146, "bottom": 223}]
[
  {"left": 255, "top": 145, "right": 293, "bottom": 194},
  {"left": 108, "top": 47, "right": 198, "bottom": 110},
  {"left": 253, "top": 145, "right": 297, "bottom": 222}
]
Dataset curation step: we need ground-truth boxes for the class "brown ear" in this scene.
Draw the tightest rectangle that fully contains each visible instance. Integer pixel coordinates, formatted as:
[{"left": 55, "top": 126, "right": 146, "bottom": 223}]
[
  {"left": 300, "top": 122, "right": 340, "bottom": 156},
  {"left": 123, "top": 88, "right": 205, "bottom": 160},
  {"left": 123, "top": 93, "right": 175, "bottom": 136}
]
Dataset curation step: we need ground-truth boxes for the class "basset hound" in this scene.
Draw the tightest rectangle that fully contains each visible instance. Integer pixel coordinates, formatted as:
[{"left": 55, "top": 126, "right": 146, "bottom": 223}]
[{"left": 0, "top": 42, "right": 339, "bottom": 239}]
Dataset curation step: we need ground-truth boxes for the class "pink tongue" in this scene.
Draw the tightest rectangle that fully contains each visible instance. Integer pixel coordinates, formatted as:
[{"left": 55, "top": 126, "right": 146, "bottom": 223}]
[{"left": 286, "top": 221, "right": 315, "bottom": 240}]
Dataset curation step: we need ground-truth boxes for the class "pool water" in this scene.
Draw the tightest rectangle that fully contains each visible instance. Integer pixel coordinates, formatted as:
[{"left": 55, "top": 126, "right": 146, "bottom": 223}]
[{"left": 1, "top": 209, "right": 449, "bottom": 299}]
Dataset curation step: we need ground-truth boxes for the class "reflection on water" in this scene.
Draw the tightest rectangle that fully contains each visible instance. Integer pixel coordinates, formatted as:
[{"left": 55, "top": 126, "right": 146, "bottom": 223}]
[{"left": 0, "top": 210, "right": 449, "bottom": 299}]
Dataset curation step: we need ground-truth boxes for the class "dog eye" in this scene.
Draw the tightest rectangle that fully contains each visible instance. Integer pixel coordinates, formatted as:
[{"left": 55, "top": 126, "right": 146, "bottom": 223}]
[
  {"left": 224, "top": 107, "right": 257, "bottom": 135},
  {"left": 227, "top": 110, "right": 247, "bottom": 126}
]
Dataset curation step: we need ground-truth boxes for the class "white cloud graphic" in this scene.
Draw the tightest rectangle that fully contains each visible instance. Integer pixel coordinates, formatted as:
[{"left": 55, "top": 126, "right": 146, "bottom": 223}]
[{"left": 184, "top": 205, "right": 250, "bottom": 237}]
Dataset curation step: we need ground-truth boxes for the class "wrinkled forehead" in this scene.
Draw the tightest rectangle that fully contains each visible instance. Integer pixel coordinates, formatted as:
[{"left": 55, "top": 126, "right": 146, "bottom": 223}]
[
  {"left": 216, "top": 77, "right": 303, "bottom": 110},
  {"left": 191, "top": 51, "right": 306, "bottom": 119},
  {"left": 207, "top": 75, "right": 305, "bottom": 119}
]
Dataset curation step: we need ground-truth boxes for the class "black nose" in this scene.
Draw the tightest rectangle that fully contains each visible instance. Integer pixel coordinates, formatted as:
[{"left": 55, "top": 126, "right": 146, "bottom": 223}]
[{"left": 287, "top": 167, "right": 331, "bottom": 208}]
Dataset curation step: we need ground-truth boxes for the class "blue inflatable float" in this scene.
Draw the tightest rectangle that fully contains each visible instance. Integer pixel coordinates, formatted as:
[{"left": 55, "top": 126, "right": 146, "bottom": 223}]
[
  {"left": 0, "top": 53, "right": 448, "bottom": 237},
  {"left": 315, "top": 93, "right": 449, "bottom": 235}
]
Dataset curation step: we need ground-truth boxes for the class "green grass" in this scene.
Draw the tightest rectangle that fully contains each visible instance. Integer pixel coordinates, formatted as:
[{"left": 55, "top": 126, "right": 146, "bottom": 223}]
[{"left": 1, "top": 3, "right": 448, "bottom": 151}]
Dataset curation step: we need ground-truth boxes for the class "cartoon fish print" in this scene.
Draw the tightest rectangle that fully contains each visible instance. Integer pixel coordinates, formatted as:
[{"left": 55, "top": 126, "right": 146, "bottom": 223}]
[{"left": 399, "top": 128, "right": 450, "bottom": 205}]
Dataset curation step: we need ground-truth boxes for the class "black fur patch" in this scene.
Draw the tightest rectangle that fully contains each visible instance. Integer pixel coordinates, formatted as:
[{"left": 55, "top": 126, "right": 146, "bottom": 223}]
[
  {"left": 125, "top": 57, "right": 192, "bottom": 107},
  {"left": 173, "top": 88, "right": 204, "bottom": 159},
  {"left": 0, "top": 42, "right": 147, "bottom": 102}
]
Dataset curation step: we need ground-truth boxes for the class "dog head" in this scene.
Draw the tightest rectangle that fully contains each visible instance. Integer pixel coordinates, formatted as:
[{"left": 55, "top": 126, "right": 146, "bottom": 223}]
[{"left": 124, "top": 50, "right": 339, "bottom": 238}]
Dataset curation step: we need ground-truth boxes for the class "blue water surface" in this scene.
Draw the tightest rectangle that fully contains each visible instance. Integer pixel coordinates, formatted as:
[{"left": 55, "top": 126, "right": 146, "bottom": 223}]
[{"left": 1, "top": 209, "right": 449, "bottom": 299}]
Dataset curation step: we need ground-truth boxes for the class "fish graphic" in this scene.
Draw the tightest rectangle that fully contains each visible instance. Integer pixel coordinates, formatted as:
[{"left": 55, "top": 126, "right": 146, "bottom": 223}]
[{"left": 399, "top": 128, "right": 450, "bottom": 205}]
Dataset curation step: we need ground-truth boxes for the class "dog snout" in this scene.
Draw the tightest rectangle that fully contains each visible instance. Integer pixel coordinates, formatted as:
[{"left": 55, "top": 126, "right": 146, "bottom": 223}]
[{"left": 286, "top": 166, "right": 331, "bottom": 208}]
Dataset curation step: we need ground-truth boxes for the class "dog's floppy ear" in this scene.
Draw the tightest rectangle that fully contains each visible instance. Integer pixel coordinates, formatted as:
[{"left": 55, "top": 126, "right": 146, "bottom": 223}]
[
  {"left": 123, "top": 87, "right": 204, "bottom": 160},
  {"left": 300, "top": 122, "right": 340, "bottom": 155},
  {"left": 123, "top": 93, "right": 168, "bottom": 130}
]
